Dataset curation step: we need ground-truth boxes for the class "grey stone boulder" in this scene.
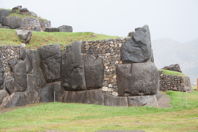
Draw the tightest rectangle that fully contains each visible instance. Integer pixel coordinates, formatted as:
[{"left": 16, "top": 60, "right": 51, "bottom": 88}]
[
  {"left": 2, "top": 15, "right": 22, "bottom": 29},
  {"left": 85, "top": 89, "right": 104, "bottom": 105},
  {"left": 1, "top": 90, "right": 39, "bottom": 108},
  {"left": 45, "top": 27, "right": 59, "bottom": 32},
  {"left": 84, "top": 55, "right": 104, "bottom": 89},
  {"left": 162, "top": 64, "right": 182, "bottom": 72},
  {"left": 128, "top": 95, "right": 158, "bottom": 107},
  {"left": 39, "top": 83, "right": 55, "bottom": 102},
  {"left": 0, "top": 9, "right": 11, "bottom": 23},
  {"left": 38, "top": 45, "right": 61, "bottom": 82},
  {"left": 62, "top": 42, "right": 86, "bottom": 90},
  {"left": 104, "top": 94, "right": 128, "bottom": 106},
  {"left": 121, "top": 25, "right": 153, "bottom": 63},
  {"left": 25, "top": 50, "right": 46, "bottom": 89},
  {"left": 39, "top": 81, "right": 62, "bottom": 102},
  {"left": 0, "top": 90, "right": 9, "bottom": 104},
  {"left": 4, "top": 77, "right": 15, "bottom": 94},
  {"left": 63, "top": 89, "right": 104, "bottom": 105},
  {"left": 13, "top": 60, "right": 27, "bottom": 92},
  {"left": 58, "top": 25, "right": 73, "bottom": 32},
  {"left": 116, "top": 62, "right": 159, "bottom": 96},
  {"left": 16, "top": 29, "right": 32, "bottom": 44}
]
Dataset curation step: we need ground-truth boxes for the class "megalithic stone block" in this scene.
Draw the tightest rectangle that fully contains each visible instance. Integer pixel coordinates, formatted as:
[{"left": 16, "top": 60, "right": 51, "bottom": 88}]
[
  {"left": 38, "top": 44, "right": 61, "bottom": 82},
  {"left": 62, "top": 41, "right": 86, "bottom": 90},
  {"left": 84, "top": 55, "right": 104, "bottom": 89},
  {"left": 116, "top": 62, "right": 159, "bottom": 96},
  {"left": 121, "top": 25, "right": 153, "bottom": 63}
]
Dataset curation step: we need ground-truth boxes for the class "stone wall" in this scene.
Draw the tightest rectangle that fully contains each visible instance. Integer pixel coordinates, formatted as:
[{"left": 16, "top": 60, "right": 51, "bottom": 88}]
[
  {"left": 0, "top": 25, "right": 161, "bottom": 108},
  {"left": 160, "top": 72, "right": 191, "bottom": 92},
  {"left": 82, "top": 39, "right": 125, "bottom": 90}
]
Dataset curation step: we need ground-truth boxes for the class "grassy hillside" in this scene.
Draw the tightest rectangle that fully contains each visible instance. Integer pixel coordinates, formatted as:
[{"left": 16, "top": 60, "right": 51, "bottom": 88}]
[
  {"left": 160, "top": 69, "right": 185, "bottom": 76},
  {"left": 0, "top": 91, "right": 198, "bottom": 132},
  {"left": 0, "top": 28, "right": 119, "bottom": 48}
]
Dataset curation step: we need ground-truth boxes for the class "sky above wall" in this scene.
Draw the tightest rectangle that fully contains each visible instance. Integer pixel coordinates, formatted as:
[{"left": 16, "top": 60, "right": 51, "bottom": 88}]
[{"left": 1, "top": 0, "right": 198, "bottom": 42}]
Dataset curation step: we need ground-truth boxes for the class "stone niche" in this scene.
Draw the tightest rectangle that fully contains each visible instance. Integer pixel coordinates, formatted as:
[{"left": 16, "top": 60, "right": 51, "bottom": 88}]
[{"left": 0, "top": 25, "right": 161, "bottom": 108}]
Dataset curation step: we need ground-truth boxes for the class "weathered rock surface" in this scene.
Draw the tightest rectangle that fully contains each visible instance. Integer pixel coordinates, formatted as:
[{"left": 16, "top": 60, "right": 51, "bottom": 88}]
[
  {"left": 16, "top": 29, "right": 32, "bottom": 43},
  {"left": 116, "top": 62, "right": 159, "bottom": 96},
  {"left": 121, "top": 25, "right": 153, "bottom": 63},
  {"left": 128, "top": 95, "right": 158, "bottom": 107},
  {"left": 63, "top": 89, "right": 104, "bottom": 105},
  {"left": 162, "top": 64, "right": 182, "bottom": 72},
  {"left": 84, "top": 55, "right": 104, "bottom": 89},
  {"left": 20, "top": 17, "right": 41, "bottom": 31},
  {"left": 38, "top": 45, "right": 61, "bottom": 82},
  {"left": 2, "top": 15, "right": 22, "bottom": 29},
  {"left": 62, "top": 42, "right": 86, "bottom": 90},
  {"left": 104, "top": 94, "right": 128, "bottom": 106},
  {"left": 39, "top": 81, "right": 62, "bottom": 102},
  {"left": 0, "top": 90, "right": 9, "bottom": 104},
  {"left": 58, "top": 25, "right": 73, "bottom": 32},
  {"left": 1, "top": 90, "right": 39, "bottom": 108},
  {"left": 0, "top": 9, "right": 11, "bottom": 23}
]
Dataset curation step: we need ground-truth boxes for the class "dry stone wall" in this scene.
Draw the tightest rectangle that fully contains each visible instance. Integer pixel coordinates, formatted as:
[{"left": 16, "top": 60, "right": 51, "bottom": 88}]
[
  {"left": 160, "top": 73, "right": 191, "bottom": 92},
  {"left": 82, "top": 39, "right": 125, "bottom": 90}
]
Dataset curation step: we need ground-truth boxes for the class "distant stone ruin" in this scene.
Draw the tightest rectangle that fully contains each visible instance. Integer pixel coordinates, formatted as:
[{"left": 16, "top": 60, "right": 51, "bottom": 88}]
[
  {"left": 0, "top": 6, "right": 73, "bottom": 32},
  {"left": 0, "top": 25, "right": 166, "bottom": 108},
  {"left": 160, "top": 64, "right": 191, "bottom": 92}
]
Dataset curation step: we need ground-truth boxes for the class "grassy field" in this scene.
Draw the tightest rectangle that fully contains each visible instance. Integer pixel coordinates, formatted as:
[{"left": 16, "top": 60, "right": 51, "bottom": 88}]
[
  {"left": 0, "top": 28, "right": 119, "bottom": 48},
  {"left": 0, "top": 91, "right": 198, "bottom": 132}
]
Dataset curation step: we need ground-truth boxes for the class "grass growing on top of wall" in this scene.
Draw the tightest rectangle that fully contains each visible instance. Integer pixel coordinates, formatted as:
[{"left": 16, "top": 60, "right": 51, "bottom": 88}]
[
  {"left": 0, "top": 91, "right": 198, "bottom": 132},
  {"left": 160, "top": 69, "right": 185, "bottom": 76},
  {"left": 0, "top": 28, "right": 119, "bottom": 48}
]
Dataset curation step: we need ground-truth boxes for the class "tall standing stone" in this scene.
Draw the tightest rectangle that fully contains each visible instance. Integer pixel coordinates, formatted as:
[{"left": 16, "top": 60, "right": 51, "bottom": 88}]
[
  {"left": 38, "top": 45, "right": 61, "bottom": 82},
  {"left": 61, "top": 42, "right": 86, "bottom": 90},
  {"left": 121, "top": 25, "right": 153, "bottom": 63}
]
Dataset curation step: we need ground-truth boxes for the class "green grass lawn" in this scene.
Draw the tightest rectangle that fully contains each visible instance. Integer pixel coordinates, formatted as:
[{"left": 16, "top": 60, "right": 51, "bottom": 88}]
[
  {"left": 0, "top": 28, "right": 119, "bottom": 48},
  {"left": 160, "top": 69, "right": 185, "bottom": 76},
  {"left": 0, "top": 91, "right": 198, "bottom": 132}
]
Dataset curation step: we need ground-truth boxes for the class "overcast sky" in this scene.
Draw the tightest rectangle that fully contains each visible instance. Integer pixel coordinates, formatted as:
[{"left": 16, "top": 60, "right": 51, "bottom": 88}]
[{"left": 1, "top": 0, "right": 198, "bottom": 42}]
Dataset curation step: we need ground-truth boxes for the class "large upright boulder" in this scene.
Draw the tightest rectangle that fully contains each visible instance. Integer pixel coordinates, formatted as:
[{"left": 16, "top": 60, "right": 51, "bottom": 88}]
[
  {"left": 0, "top": 9, "right": 11, "bottom": 23},
  {"left": 38, "top": 45, "right": 61, "bottom": 82},
  {"left": 121, "top": 25, "right": 153, "bottom": 63},
  {"left": 84, "top": 55, "right": 104, "bottom": 89},
  {"left": 13, "top": 60, "right": 27, "bottom": 92},
  {"left": 116, "top": 62, "right": 159, "bottom": 96},
  {"left": 62, "top": 42, "right": 86, "bottom": 90}
]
